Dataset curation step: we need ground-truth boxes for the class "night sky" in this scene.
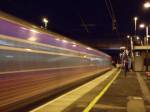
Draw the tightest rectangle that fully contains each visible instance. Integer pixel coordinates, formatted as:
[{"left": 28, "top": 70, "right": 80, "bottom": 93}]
[{"left": 0, "top": 0, "right": 149, "bottom": 58}]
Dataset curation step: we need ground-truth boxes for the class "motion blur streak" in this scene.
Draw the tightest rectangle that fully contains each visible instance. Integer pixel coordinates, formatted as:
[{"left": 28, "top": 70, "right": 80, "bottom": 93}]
[{"left": 0, "top": 11, "right": 112, "bottom": 111}]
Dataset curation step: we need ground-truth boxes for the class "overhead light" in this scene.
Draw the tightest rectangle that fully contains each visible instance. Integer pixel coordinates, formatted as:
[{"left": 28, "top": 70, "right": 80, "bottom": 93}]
[
  {"left": 42, "top": 17, "right": 48, "bottom": 28},
  {"left": 134, "top": 17, "right": 138, "bottom": 21},
  {"left": 43, "top": 18, "right": 48, "bottom": 23},
  {"left": 144, "top": 1, "right": 150, "bottom": 9},
  {"left": 127, "top": 35, "right": 130, "bottom": 38},
  {"left": 139, "top": 24, "right": 145, "bottom": 28}
]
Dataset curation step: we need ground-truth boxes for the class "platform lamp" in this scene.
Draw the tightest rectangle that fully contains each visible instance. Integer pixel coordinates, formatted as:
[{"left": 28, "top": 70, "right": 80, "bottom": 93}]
[
  {"left": 144, "top": 1, "right": 150, "bottom": 9},
  {"left": 139, "top": 23, "right": 149, "bottom": 45},
  {"left": 134, "top": 17, "right": 138, "bottom": 36},
  {"left": 139, "top": 23, "right": 150, "bottom": 71},
  {"left": 42, "top": 18, "right": 48, "bottom": 29}
]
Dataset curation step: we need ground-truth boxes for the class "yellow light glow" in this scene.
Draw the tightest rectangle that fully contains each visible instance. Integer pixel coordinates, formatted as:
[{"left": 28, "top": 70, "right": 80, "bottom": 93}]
[
  {"left": 134, "top": 17, "right": 138, "bottom": 21},
  {"left": 25, "top": 48, "right": 32, "bottom": 51},
  {"left": 144, "top": 2, "right": 150, "bottom": 8},
  {"left": 83, "top": 55, "right": 87, "bottom": 58},
  {"left": 43, "top": 18, "right": 48, "bottom": 23},
  {"left": 28, "top": 37, "right": 37, "bottom": 41}
]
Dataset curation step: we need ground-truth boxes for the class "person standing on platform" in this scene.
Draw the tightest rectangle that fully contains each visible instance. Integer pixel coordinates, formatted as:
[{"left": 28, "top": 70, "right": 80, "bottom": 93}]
[
  {"left": 128, "top": 55, "right": 132, "bottom": 71},
  {"left": 123, "top": 49, "right": 129, "bottom": 77}
]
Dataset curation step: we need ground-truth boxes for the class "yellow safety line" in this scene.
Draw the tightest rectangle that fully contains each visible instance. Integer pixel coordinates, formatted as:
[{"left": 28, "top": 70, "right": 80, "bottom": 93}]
[{"left": 83, "top": 69, "right": 121, "bottom": 112}]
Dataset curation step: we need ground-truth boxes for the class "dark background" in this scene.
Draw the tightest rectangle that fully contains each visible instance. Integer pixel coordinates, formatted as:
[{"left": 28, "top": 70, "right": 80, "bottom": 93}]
[{"left": 0, "top": 0, "right": 150, "bottom": 60}]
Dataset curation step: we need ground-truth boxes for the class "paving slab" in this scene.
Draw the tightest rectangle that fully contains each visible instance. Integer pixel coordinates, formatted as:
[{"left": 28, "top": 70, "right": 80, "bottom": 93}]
[{"left": 91, "top": 71, "right": 143, "bottom": 112}]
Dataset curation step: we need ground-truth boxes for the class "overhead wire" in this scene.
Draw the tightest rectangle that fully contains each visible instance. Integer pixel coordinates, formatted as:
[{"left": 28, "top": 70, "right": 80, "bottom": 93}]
[
  {"left": 105, "top": 0, "right": 118, "bottom": 31},
  {"left": 105, "top": 0, "right": 113, "bottom": 20}
]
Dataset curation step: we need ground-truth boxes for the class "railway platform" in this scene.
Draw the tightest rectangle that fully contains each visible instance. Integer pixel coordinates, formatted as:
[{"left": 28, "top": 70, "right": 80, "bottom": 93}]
[{"left": 30, "top": 69, "right": 150, "bottom": 112}]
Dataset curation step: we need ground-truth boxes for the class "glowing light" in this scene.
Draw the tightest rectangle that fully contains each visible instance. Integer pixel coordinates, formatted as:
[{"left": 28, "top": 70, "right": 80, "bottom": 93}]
[
  {"left": 25, "top": 48, "right": 32, "bottom": 51},
  {"left": 86, "top": 47, "right": 92, "bottom": 50},
  {"left": 21, "top": 27, "right": 28, "bottom": 30},
  {"left": 136, "top": 36, "right": 140, "bottom": 40},
  {"left": 42, "top": 18, "right": 49, "bottom": 28},
  {"left": 83, "top": 55, "right": 87, "bottom": 58},
  {"left": 72, "top": 44, "right": 77, "bottom": 47},
  {"left": 55, "top": 38, "right": 60, "bottom": 41},
  {"left": 28, "top": 37, "right": 37, "bottom": 41},
  {"left": 134, "top": 17, "right": 138, "bottom": 21},
  {"left": 30, "top": 29, "right": 38, "bottom": 33},
  {"left": 139, "top": 24, "right": 145, "bottom": 28},
  {"left": 62, "top": 40, "right": 68, "bottom": 43},
  {"left": 144, "top": 2, "right": 150, "bottom": 8},
  {"left": 127, "top": 35, "right": 130, "bottom": 38},
  {"left": 43, "top": 18, "right": 48, "bottom": 23}
]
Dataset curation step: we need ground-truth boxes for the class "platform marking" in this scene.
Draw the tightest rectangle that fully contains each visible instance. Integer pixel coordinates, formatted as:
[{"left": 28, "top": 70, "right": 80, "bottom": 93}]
[
  {"left": 30, "top": 69, "right": 117, "bottom": 112},
  {"left": 78, "top": 104, "right": 126, "bottom": 110},
  {"left": 83, "top": 69, "right": 121, "bottom": 112}
]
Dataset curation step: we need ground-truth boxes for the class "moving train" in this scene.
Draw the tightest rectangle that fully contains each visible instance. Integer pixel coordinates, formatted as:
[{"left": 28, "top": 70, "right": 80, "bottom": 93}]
[{"left": 0, "top": 11, "right": 112, "bottom": 111}]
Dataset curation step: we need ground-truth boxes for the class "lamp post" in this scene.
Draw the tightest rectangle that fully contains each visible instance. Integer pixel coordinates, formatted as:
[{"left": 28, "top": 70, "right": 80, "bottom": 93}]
[
  {"left": 42, "top": 18, "right": 48, "bottom": 29},
  {"left": 139, "top": 23, "right": 149, "bottom": 71},
  {"left": 139, "top": 23, "right": 149, "bottom": 45},
  {"left": 134, "top": 17, "right": 138, "bottom": 35}
]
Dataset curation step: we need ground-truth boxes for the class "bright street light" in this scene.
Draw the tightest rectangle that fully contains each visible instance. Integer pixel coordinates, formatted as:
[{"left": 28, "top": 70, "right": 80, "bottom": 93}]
[
  {"left": 42, "top": 18, "right": 48, "bottom": 29},
  {"left": 139, "top": 23, "right": 149, "bottom": 45},
  {"left": 134, "top": 17, "right": 138, "bottom": 35},
  {"left": 139, "top": 23, "right": 145, "bottom": 28},
  {"left": 127, "top": 35, "right": 130, "bottom": 39},
  {"left": 144, "top": 1, "right": 150, "bottom": 9}
]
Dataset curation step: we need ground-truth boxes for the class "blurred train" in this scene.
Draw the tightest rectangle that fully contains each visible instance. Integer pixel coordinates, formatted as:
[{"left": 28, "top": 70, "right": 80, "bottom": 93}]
[{"left": 0, "top": 11, "right": 112, "bottom": 111}]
